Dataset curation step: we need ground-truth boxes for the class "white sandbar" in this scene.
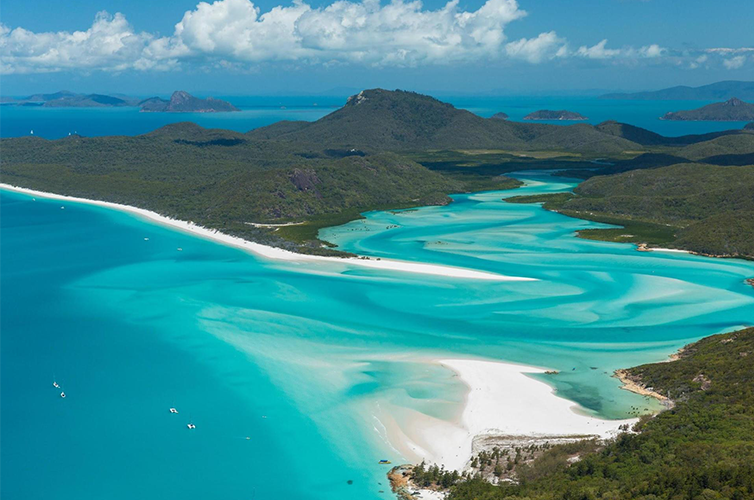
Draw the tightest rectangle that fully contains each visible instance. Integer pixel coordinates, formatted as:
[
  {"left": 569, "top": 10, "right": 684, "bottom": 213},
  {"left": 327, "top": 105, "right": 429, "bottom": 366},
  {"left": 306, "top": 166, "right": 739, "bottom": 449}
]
[
  {"left": 391, "top": 358, "right": 636, "bottom": 471},
  {"left": 0, "top": 184, "right": 535, "bottom": 282}
]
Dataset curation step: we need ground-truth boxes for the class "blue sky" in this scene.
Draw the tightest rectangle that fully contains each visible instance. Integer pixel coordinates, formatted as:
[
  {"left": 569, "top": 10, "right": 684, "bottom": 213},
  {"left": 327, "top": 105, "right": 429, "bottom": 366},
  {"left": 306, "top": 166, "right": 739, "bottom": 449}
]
[{"left": 1, "top": 0, "right": 752, "bottom": 95}]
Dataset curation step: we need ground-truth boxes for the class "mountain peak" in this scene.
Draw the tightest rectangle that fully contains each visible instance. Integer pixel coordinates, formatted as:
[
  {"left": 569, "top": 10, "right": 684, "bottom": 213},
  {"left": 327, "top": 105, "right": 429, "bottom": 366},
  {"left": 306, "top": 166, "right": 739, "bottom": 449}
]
[
  {"left": 661, "top": 97, "right": 754, "bottom": 121},
  {"left": 725, "top": 97, "right": 745, "bottom": 106},
  {"left": 140, "top": 91, "right": 238, "bottom": 113}
]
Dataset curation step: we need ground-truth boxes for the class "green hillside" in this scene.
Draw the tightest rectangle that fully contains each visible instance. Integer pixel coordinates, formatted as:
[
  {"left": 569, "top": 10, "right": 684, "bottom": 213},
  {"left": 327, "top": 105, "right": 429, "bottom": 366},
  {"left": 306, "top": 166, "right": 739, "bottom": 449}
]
[
  {"left": 3, "top": 89, "right": 753, "bottom": 258},
  {"left": 508, "top": 164, "right": 754, "bottom": 258},
  {"left": 677, "top": 133, "right": 754, "bottom": 160},
  {"left": 247, "top": 89, "right": 641, "bottom": 154},
  {"left": 662, "top": 98, "right": 754, "bottom": 121},
  {"left": 0, "top": 122, "right": 522, "bottom": 254}
]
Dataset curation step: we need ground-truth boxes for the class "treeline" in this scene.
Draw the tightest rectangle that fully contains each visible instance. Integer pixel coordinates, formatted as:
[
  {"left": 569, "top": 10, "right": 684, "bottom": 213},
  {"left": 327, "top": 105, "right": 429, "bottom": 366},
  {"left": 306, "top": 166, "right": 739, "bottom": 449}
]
[
  {"left": 0, "top": 123, "right": 519, "bottom": 254},
  {"left": 507, "top": 163, "right": 754, "bottom": 258}
]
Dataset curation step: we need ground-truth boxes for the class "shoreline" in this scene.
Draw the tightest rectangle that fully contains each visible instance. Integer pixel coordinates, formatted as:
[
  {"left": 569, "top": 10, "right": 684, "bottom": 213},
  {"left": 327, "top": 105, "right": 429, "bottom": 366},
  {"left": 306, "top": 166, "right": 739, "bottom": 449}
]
[
  {"left": 0, "top": 183, "right": 535, "bottom": 282},
  {"left": 383, "top": 358, "right": 637, "bottom": 472},
  {"left": 614, "top": 369, "right": 671, "bottom": 403}
]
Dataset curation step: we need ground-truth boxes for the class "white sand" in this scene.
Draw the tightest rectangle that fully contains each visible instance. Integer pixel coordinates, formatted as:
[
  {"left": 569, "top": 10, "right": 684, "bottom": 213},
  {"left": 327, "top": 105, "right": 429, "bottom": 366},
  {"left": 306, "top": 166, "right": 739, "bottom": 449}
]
[
  {"left": 0, "top": 184, "right": 535, "bottom": 282},
  {"left": 393, "top": 358, "right": 636, "bottom": 471},
  {"left": 651, "top": 248, "right": 691, "bottom": 254}
]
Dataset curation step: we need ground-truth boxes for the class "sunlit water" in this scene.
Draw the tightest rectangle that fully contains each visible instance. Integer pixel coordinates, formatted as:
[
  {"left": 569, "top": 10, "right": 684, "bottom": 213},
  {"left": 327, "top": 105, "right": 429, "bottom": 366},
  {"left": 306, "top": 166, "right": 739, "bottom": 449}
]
[{"left": 2, "top": 172, "right": 753, "bottom": 500}]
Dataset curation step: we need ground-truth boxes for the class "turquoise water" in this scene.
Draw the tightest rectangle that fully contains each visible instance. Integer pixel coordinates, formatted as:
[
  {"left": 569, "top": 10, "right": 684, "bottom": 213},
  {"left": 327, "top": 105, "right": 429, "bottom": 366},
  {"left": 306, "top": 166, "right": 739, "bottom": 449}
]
[
  {"left": 2, "top": 173, "right": 753, "bottom": 500},
  {"left": 1, "top": 95, "right": 747, "bottom": 139}
]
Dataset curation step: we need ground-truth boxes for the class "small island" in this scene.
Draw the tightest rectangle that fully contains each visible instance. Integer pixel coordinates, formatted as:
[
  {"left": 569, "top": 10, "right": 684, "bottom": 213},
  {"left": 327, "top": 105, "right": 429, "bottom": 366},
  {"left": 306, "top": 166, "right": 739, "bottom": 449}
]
[
  {"left": 490, "top": 112, "right": 509, "bottom": 120},
  {"left": 661, "top": 97, "right": 754, "bottom": 121},
  {"left": 138, "top": 91, "right": 239, "bottom": 113},
  {"left": 523, "top": 110, "right": 588, "bottom": 121},
  {"left": 4, "top": 90, "right": 239, "bottom": 113}
]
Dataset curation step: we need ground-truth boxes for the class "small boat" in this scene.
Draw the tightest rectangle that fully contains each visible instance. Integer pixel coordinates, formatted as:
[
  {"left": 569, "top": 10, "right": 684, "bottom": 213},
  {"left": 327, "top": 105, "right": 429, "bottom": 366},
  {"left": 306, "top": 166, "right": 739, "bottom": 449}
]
[
  {"left": 379, "top": 460, "right": 391, "bottom": 465},
  {"left": 144, "top": 237, "right": 149, "bottom": 241},
  {"left": 53, "top": 381, "right": 60, "bottom": 389},
  {"left": 177, "top": 248, "right": 183, "bottom": 252},
  {"left": 60, "top": 391, "right": 66, "bottom": 398},
  {"left": 187, "top": 423, "right": 196, "bottom": 430},
  {"left": 169, "top": 407, "right": 179, "bottom": 414},
  {"left": 60, "top": 206, "right": 65, "bottom": 210}
]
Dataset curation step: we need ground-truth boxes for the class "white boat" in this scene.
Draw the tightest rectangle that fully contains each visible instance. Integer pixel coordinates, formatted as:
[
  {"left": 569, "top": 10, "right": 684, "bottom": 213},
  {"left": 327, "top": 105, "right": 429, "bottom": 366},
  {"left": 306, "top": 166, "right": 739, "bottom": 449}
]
[
  {"left": 169, "top": 407, "right": 179, "bottom": 414},
  {"left": 60, "top": 391, "right": 66, "bottom": 398},
  {"left": 53, "top": 381, "right": 60, "bottom": 389},
  {"left": 187, "top": 423, "right": 196, "bottom": 429}
]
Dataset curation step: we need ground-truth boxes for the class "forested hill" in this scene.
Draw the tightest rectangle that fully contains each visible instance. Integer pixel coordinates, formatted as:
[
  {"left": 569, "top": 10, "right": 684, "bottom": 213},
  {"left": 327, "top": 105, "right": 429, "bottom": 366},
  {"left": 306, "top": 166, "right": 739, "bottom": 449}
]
[
  {"left": 0, "top": 122, "right": 518, "bottom": 254},
  {"left": 507, "top": 164, "right": 754, "bottom": 258},
  {"left": 661, "top": 98, "right": 754, "bottom": 122},
  {"left": 247, "top": 89, "right": 641, "bottom": 154}
]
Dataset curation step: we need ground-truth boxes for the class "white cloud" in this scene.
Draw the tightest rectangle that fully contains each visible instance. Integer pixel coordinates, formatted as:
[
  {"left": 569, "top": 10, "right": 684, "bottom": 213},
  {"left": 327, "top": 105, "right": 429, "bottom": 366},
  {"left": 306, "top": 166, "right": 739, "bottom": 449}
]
[
  {"left": 638, "top": 44, "right": 664, "bottom": 58},
  {"left": 723, "top": 55, "right": 747, "bottom": 70},
  {"left": 706, "top": 47, "right": 754, "bottom": 55},
  {"left": 575, "top": 40, "right": 666, "bottom": 60},
  {"left": 576, "top": 39, "right": 621, "bottom": 59},
  {"left": 0, "top": 12, "right": 162, "bottom": 74},
  {"left": 0, "top": 0, "right": 748, "bottom": 74},
  {"left": 1, "top": 0, "right": 536, "bottom": 72},
  {"left": 505, "top": 31, "right": 566, "bottom": 63}
]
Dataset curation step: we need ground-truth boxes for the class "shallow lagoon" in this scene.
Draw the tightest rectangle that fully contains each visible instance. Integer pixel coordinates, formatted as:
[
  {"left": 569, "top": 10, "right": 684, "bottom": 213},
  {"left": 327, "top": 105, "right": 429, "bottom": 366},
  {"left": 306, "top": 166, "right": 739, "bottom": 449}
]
[{"left": 2, "top": 172, "right": 753, "bottom": 500}]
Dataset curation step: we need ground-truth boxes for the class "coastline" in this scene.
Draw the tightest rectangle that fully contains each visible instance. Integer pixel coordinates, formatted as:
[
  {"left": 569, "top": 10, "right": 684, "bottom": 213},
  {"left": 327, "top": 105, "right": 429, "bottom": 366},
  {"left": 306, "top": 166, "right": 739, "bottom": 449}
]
[
  {"left": 614, "top": 369, "right": 668, "bottom": 401},
  {"left": 0, "top": 183, "right": 535, "bottom": 282},
  {"left": 382, "top": 358, "right": 637, "bottom": 473}
]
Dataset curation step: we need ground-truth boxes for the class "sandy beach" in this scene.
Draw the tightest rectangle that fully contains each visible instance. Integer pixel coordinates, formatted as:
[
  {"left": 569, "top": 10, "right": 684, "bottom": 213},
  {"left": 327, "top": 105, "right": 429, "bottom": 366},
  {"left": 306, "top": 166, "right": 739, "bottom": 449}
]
[
  {"left": 385, "top": 358, "right": 636, "bottom": 472},
  {"left": 0, "top": 184, "right": 535, "bottom": 282}
]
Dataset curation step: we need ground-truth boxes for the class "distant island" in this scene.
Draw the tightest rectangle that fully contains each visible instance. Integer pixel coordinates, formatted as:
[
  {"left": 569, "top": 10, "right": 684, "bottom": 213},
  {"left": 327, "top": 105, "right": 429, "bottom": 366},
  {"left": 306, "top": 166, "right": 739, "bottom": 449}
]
[
  {"left": 660, "top": 97, "right": 754, "bottom": 121},
  {"left": 601, "top": 80, "right": 754, "bottom": 101},
  {"left": 2, "top": 90, "right": 239, "bottom": 113},
  {"left": 523, "top": 110, "right": 588, "bottom": 121},
  {"left": 490, "top": 112, "right": 509, "bottom": 120},
  {"left": 138, "top": 91, "right": 239, "bottom": 113}
]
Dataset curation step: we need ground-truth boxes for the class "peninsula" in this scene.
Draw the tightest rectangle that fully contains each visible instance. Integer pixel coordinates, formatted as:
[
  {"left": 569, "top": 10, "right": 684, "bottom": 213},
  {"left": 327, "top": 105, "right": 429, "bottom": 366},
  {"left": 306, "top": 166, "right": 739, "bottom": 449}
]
[
  {"left": 397, "top": 327, "right": 754, "bottom": 500},
  {"left": 660, "top": 97, "right": 754, "bottom": 121}
]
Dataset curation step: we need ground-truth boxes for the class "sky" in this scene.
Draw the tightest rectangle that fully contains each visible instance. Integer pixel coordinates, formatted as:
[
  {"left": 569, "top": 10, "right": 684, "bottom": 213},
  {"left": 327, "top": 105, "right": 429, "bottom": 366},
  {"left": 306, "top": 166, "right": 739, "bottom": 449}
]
[{"left": 1, "top": 0, "right": 753, "bottom": 96}]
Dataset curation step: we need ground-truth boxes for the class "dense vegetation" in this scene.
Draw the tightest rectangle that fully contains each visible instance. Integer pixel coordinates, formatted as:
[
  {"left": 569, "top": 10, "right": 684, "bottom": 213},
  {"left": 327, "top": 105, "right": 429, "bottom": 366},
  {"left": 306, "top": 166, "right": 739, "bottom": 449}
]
[
  {"left": 2, "top": 89, "right": 753, "bottom": 257},
  {"left": 247, "top": 89, "right": 642, "bottom": 153},
  {"left": 443, "top": 327, "right": 754, "bottom": 500},
  {"left": 661, "top": 98, "right": 754, "bottom": 121},
  {"left": 508, "top": 164, "right": 754, "bottom": 257},
  {"left": 0, "top": 122, "right": 518, "bottom": 254}
]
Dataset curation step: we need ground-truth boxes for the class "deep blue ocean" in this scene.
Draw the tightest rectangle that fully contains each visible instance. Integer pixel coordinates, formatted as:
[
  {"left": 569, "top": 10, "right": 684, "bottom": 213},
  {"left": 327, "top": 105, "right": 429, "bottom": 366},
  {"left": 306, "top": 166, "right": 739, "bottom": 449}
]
[{"left": 0, "top": 94, "right": 749, "bottom": 139}]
